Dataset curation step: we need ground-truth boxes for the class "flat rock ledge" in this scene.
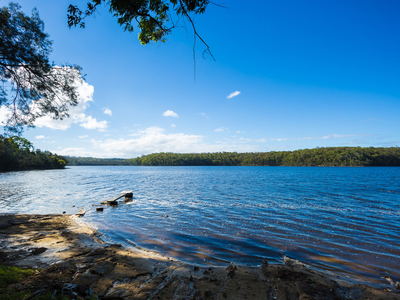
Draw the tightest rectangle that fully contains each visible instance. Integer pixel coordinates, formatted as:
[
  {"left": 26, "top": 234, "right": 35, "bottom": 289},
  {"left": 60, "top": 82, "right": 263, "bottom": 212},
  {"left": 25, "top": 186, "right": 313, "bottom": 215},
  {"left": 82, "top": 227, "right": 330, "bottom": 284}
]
[{"left": 0, "top": 214, "right": 399, "bottom": 300}]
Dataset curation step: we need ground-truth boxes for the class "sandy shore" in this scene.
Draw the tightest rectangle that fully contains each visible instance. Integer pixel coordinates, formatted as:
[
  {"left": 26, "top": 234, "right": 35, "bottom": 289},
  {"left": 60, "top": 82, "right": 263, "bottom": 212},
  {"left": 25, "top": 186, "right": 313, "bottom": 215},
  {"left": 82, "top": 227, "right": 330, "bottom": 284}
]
[{"left": 0, "top": 214, "right": 399, "bottom": 300}]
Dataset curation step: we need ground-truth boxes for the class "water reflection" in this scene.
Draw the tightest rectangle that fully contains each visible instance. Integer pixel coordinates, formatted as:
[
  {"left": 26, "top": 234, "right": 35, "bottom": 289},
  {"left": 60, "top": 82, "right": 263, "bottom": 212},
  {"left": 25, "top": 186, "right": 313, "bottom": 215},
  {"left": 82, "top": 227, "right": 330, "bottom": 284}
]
[{"left": 1, "top": 166, "right": 399, "bottom": 285}]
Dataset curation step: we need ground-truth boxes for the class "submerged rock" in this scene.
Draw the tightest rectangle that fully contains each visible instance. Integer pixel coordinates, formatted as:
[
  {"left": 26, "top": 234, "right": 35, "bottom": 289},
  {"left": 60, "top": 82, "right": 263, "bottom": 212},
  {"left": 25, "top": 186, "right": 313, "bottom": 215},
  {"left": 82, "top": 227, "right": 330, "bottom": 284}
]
[
  {"left": 76, "top": 210, "right": 86, "bottom": 217},
  {"left": 1, "top": 214, "right": 400, "bottom": 300},
  {"left": 101, "top": 200, "right": 118, "bottom": 205},
  {"left": 261, "top": 259, "right": 269, "bottom": 276},
  {"left": 31, "top": 247, "right": 47, "bottom": 255},
  {"left": 0, "top": 221, "right": 11, "bottom": 229},
  {"left": 226, "top": 263, "right": 237, "bottom": 278}
]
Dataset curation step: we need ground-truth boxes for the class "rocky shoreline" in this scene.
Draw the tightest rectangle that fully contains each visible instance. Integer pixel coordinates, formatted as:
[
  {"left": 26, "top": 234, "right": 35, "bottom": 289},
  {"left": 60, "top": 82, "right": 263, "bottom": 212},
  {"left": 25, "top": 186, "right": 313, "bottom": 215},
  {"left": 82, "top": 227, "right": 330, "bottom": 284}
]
[{"left": 0, "top": 214, "right": 399, "bottom": 299}]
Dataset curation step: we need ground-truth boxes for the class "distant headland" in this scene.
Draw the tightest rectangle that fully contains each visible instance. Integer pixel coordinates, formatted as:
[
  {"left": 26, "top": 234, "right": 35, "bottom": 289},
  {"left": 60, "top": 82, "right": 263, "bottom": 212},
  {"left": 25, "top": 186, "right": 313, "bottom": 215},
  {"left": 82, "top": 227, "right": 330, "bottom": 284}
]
[
  {"left": 66, "top": 147, "right": 400, "bottom": 167},
  {"left": 0, "top": 136, "right": 67, "bottom": 172}
]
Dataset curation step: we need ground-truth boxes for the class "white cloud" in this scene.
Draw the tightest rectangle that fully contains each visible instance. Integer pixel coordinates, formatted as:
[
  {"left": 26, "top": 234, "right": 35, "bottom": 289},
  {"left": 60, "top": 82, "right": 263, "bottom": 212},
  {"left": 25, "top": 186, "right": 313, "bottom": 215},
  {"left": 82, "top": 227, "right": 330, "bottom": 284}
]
[
  {"left": 271, "top": 138, "right": 288, "bottom": 141},
  {"left": 33, "top": 74, "right": 108, "bottom": 131},
  {"left": 79, "top": 115, "right": 108, "bottom": 131},
  {"left": 0, "top": 67, "right": 106, "bottom": 132},
  {"left": 0, "top": 106, "right": 10, "bottom": 125},
  {"left": 171, "top": 124, "right": 176, "bottom": 128},
  {"left": 88, "top": 126, "right": 261, "bottom": 158},
  {"left": 98, "top": 126, "right": 202, "bottom": 157},
  {"left": 55, "top": 147, "right": 104, "bottom": 157},
  {"left": 214, "top": 127, "right": 228, "bottom": 132},
  {"left": 103, "top": 108, "right": 112, "bottom": 116},
  {"left": 236, "top": 130, "right": 245, "bottom": 134},
  {"left": 35, "top": 135, "right": 48, "bottom": 139},
  {"left": 163, "top": 110, "right": 179, "bottom": 118},
  {"left": 78, "top": 135, "right": 88, "bottom": 139},
  {"left": 227, "top": 91, "right": 241, "bottom": 99}
]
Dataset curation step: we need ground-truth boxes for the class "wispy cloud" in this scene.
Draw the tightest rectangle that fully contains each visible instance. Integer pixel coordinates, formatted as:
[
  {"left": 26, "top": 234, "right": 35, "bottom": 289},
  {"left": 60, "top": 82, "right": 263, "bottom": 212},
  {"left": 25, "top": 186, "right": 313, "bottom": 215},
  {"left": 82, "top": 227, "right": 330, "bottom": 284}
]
[
  {"left": 236, "top": 130, "right": 245, "bottom": 134},
  {"left": 298, "top": 134, "right": 370, "bottom": 141},
  {"left": 214, "top": 127, "right": 228, "bottom": 132},
  {"left": 163, "top": 110, "right": 179, "bottom": 118},
  {"left": 35, "top": 135, "right": 48, "bottom": 139},
  {"left": 269, "top": 134, "right": 375, "bottom": 143},
  {"left": 78, "top": 135, "right": 89, "bottom": 139},
  {"left": 298, "top": 136, "right": 313, "bottom": 140},
  {"left": 171, "top": 124, "right": 176, "bottom": 128},
  {"left": 103, "top": 108, "right": 112, "bottom": 116},
  {"left": 321, "top": 134, "right": 350, "bottom": 139},
  {"left": 227, "top": 91, "right": 241, "bottom": 99},
  {"left": 90, "top": 139, "right": 103, "bottom": 147},
  {"left": 270, "top": 138, "right": 288, "bottom": 141},
  {"left": 198, "top": 112, "right": 209, "bottom": 119}
]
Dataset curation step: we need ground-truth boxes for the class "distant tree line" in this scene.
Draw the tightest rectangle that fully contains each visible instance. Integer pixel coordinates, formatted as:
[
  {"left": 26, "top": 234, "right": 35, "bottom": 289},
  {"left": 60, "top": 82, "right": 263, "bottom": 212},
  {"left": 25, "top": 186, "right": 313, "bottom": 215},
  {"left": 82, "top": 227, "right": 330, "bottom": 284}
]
[
  {"left": 0, "top": 136, "right": 68, "bottom": 171},
  {"left": 66, "top": 147, "right": 400, "bottom": 167},
  {"left": 66, "top": 156, "right": 131, "bottom": 166}
]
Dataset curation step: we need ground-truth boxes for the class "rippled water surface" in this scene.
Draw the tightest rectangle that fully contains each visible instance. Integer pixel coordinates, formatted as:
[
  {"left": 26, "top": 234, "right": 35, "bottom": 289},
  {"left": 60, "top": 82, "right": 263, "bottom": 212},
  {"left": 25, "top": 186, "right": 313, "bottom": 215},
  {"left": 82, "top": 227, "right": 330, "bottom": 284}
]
[{"left": 1, "top": 166, "right": 399, "bottom": 285}]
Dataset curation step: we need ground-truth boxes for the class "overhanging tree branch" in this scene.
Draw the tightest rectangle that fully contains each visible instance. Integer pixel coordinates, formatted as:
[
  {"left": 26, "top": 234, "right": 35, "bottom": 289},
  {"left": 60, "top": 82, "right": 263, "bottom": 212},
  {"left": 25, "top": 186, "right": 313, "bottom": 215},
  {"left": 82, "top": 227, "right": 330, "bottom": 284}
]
[
  {"left": 67, "top": 0, "right": 219, "bottom": 60},
  {"left": 1, "top": 3, "right": 82, "bottom": 135}
]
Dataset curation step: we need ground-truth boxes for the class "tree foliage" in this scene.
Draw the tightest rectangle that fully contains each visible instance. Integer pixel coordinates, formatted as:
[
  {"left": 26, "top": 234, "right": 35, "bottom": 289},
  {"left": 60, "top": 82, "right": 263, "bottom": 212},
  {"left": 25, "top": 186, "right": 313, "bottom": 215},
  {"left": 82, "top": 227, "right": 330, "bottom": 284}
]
[
  {"left": 128, "top": 148, "right": 400, "bottom": 166},
  {"left": 63, "top": 147, "right": 400, "bottom": 167},
  {"left": 66, "top": 156, "right": 131, "bottom": 166},
  {"left": 0, "top": 135, "right": 68, "bottom": 171},
  {"left": 67, "top": 0, "right": 214, "bottom": 58},
  {"left": 0, "top": 3, "right": 83, "bottom": 135},
  {"left": 127, "top": 147, "right": 400, "bottom": 166}
]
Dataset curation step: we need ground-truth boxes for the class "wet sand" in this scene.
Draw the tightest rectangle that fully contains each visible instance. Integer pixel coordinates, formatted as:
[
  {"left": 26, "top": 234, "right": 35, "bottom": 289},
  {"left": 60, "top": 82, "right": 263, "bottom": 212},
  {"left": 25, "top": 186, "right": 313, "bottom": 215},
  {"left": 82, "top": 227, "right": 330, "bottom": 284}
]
[{"left": 0, "top": 214, "right": 399, "bottom": 299}]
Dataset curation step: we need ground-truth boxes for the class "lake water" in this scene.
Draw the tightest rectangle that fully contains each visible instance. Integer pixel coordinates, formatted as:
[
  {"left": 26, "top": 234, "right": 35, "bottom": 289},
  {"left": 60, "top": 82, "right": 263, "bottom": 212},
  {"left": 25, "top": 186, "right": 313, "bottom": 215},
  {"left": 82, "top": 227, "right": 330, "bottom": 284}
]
[{"left": 1, "top": 166, "right": 399, "bottom": 286}]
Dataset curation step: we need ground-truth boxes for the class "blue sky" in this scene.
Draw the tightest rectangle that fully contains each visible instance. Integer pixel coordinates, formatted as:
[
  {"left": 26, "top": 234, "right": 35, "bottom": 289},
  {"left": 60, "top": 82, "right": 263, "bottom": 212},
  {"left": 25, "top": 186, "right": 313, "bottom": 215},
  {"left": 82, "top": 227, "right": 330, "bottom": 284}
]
[{"left": 2, "top": 0, "right": 399, "bottom": 158}]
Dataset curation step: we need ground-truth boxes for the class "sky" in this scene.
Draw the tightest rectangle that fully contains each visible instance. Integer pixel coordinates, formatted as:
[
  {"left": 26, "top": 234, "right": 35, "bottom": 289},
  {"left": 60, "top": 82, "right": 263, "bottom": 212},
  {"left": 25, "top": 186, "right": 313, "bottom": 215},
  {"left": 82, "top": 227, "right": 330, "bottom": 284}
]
[{"left": 1, "top": 0, "right": 400, "bottom": 158}]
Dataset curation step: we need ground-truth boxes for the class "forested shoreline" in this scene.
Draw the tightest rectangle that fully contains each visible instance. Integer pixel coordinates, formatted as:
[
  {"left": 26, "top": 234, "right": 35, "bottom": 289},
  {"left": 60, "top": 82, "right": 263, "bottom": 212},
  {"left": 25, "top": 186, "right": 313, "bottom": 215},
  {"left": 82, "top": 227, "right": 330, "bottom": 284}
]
[
  {"left": 0, "top": 136, "right": 68, "bottom": 172},
  {"left": 67, "top": 147, "right": 400, "bottom": 167},
  {"left": 66, "top": 157, "right": 131, "bottom": 166},
  {"left": 3, "top": 141, "right": 399, "bottom": 170}
]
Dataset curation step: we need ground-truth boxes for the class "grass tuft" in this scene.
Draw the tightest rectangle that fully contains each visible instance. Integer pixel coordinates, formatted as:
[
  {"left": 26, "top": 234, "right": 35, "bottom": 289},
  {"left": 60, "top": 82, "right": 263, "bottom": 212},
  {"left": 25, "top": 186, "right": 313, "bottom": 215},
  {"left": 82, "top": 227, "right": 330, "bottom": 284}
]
[
  {"left": 0, "top": 265, "right": 98, "bottom": 299},
  {"left": 0, "top": 265, "right": 35, "bottom": 288}
]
